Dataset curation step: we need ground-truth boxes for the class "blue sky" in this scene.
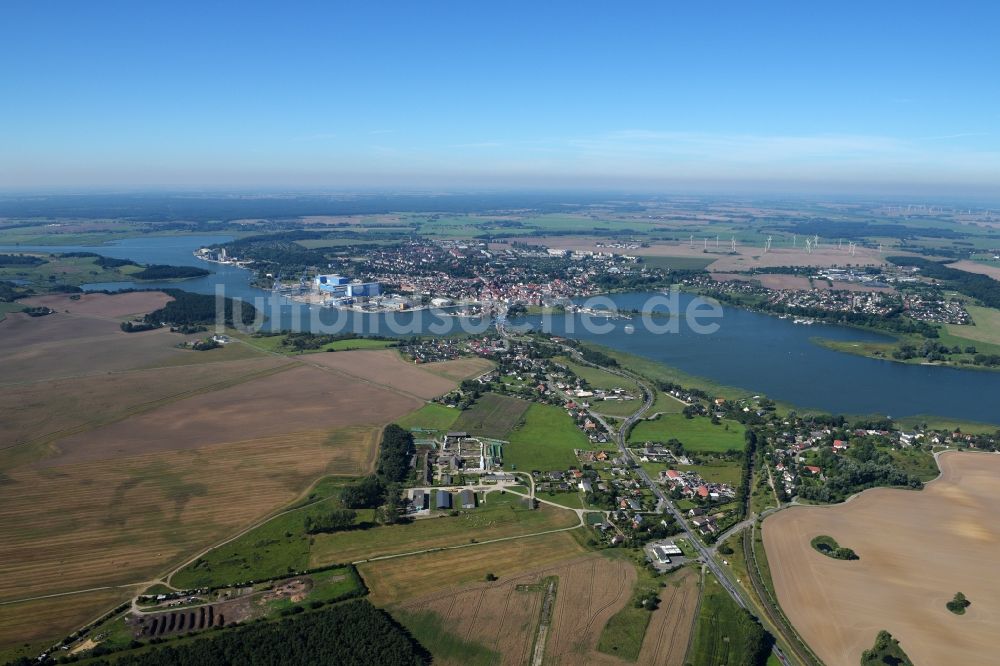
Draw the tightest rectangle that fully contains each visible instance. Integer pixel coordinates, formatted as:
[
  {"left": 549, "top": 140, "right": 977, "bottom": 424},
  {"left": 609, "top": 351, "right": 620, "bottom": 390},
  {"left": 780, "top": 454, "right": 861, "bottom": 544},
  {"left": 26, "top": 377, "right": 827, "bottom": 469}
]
[{"left": 3, "top": 1, "right": 999, "bottom": 194}]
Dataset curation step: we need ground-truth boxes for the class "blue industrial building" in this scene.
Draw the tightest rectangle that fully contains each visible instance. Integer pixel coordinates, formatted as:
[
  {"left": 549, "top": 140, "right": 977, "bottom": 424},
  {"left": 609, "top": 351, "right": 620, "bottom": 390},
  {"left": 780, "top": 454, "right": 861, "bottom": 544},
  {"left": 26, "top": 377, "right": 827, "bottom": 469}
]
[{"left": 314, "top": 274, "right": 381, "bottom": 298}]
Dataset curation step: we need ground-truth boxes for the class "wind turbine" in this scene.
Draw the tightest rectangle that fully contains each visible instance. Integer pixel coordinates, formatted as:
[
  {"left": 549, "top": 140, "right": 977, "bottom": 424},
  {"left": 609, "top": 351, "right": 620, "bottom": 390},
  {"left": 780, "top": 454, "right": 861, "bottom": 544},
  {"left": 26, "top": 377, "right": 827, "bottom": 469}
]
[
  {"left": 805, "top": 239, "right": 812, "bottom": 254},
  {"left": 731, "top": 237, "right": 736, "bottom": 253}
]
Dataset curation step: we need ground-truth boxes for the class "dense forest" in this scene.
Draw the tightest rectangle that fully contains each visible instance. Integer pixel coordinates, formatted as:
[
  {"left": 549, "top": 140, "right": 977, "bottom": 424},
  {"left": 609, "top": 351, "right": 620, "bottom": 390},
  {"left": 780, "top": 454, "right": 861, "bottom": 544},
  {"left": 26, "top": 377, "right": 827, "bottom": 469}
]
[
  {"left": 0, "top": 253, "right": 45, "bottom": 266},
  {"left": 216, "top": 234, "right": 328, "bottom": 272},
  {"left": 258, "top": 331, "right": 396, "bottom": 352},
  {"left": 22, "top": 601, "right": 429, "bottom": 666},
  {"left": 888, "top": 256, "right": 1000, "bottom": 309},
  {"left": 377, "top": 425, "right": 416, "bottom": 483},
  {"left": 732, "top": 608, "right": 774, "bottom": 666},
  {"left": 338, "top": 425, "right": 414, "bottom": 524},
  {"left": 0, "top": 280, "right": 32, "bottom": 301},
  {"left": 144, "top": 289, "right": 260, "bottom": 327}
]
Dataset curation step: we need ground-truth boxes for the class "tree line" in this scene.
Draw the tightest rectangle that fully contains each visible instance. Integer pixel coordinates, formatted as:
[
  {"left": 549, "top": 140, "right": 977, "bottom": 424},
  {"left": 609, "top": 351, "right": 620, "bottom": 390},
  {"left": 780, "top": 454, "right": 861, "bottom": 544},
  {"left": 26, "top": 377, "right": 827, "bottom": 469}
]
[
  {"left": 889, "top": 255, "right": 1000, "bottom": 309},
  {"left": 144, "top": 289, "right": 260, "bottom": 327},
  {"left": 18, "top": 600, "right": 429, "bottom": 666},
  {"left": 336, "top": 425, "right": 415, "bottom": 526}
]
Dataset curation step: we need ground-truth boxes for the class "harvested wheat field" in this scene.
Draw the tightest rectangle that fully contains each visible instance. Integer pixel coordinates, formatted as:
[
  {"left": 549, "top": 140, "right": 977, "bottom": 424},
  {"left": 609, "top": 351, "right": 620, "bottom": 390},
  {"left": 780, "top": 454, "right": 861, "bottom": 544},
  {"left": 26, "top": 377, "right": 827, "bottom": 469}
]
[
  {"left": 20, "top": 291, "right": 174, "bottom": 319},
  {"left": 360, "top": 531, "right": 586, "bottom": 605},
  {"left": 420, "top": 356, "right": 495, "bottom": 382},
  {"left": 0, "top": 428, "right": 374, "bottom": 601},
  {"left": 0, "top": 357, "right": 287, "bottom": 453},
  {"left": 948, "top": 259, "right": 1000, "bottom": 280},
  {"left": 305, "top": 348, "right": 458, "bottom": 399},
  {"left": 396, "top": 576, "right": 544, "bottom": 666},
  {"left": 393, "top": 554, "right": 636, "bottom": 666},
  {"left": 47, "top": 364, "right": 421, "bottom": 465},
  {"left": 634, "top": 566, "right": 700, "bottom": 666},
  {"left": 0, "top": 588, "right": 135, "bottom": 664},
  {"left": 0, "top": 314, "right": 204, "bottom": 384},
  {"left": 712, "top": 273, "right": 813, "bottom": 290},
  {"left": 542, "top": 556, "right": 637, "bottom": 666},
  {"left": 764, "top": 451, "right": 1000, "bottom": 666}
]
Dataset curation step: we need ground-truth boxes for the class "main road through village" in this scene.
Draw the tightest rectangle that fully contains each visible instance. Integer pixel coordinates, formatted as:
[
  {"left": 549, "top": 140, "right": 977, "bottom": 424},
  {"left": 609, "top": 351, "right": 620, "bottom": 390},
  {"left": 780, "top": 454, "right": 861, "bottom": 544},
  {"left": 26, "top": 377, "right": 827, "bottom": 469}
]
[{"left": 523, "top": 317, "right": 799, "bottom": 666}]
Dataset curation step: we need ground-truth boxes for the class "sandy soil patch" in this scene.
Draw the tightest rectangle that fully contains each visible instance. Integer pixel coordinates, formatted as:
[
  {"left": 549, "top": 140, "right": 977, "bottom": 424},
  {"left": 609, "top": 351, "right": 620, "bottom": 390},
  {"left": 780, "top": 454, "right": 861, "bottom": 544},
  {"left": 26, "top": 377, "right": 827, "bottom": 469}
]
[
  {"left": 46, "top": 364, "right": 420, "bottom": 465},
  {"left": 20, "top": 291, "right": 174, "bottom": 319},
  {"left": 763, "top": 451, "right": 1000, "bottom": 666},
  {"left": 305, "top": 349, "right": 458, "bottom": 399},
  {"left": 947, "top": 260, "right": 1000, "bottom": 281},
  {"left": 0, "top": 430, "right": 371, "bottom": 601}
]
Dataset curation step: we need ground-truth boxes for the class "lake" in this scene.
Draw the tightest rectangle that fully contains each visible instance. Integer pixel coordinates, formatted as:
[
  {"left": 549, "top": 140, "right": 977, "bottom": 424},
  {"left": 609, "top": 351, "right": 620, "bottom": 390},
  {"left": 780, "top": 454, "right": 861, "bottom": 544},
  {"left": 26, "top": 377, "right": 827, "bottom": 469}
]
[{"left": 3, "top": 235, "right": 999, "bottom": 423}]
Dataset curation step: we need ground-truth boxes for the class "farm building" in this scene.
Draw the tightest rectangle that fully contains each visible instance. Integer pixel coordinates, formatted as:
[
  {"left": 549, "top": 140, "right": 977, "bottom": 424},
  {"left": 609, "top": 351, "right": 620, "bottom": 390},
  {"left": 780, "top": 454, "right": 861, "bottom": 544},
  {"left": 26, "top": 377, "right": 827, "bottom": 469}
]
[
  {"left": 652, "top": 545, "right": 674, "bottom": 564},
  {"left": 459, "top": 489, "right": 476, "bottom": 509},
  {"left": 411, "top": 489, "right": 427, "bottom": 510},
  {"left": 436, "top": 490, "right": 452, "bottom": 509}
]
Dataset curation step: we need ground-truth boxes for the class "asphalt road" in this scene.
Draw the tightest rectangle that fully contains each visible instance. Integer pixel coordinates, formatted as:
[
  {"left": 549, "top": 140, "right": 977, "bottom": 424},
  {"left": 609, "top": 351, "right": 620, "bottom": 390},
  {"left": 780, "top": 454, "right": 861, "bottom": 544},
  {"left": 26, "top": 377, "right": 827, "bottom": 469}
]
[{"left": 496, "top": 314, "right": 794, "bottom": 665}]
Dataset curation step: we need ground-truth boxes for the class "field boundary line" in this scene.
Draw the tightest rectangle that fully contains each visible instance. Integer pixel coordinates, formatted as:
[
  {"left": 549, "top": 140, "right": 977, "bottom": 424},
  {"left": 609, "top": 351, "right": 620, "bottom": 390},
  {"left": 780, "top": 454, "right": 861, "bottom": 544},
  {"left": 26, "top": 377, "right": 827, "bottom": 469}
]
[
  {"left": 744, "top": 523, "right": 822, "bottom": 666},
  {"left": 354, "top": 521, "right": 586, "bottom": 566},
  {"left": 0, "top": 583, "right": 143, "bottom": 607}
]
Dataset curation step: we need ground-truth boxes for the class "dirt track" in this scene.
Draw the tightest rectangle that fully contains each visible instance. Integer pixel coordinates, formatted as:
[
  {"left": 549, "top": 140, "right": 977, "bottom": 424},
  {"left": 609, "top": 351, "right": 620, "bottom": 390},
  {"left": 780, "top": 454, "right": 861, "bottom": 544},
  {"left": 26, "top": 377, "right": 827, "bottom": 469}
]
[
  {"left": 764, "top": 452, "right": 1000, "bottom": 666},
  {"left": 394, "top": 554, "right": 637, "bottom": 666}
]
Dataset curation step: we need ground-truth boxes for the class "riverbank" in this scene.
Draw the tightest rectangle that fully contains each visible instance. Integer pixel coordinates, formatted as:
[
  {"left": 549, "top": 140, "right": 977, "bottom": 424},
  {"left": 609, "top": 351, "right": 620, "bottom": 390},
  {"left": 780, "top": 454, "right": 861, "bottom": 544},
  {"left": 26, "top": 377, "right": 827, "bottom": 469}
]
[{"left": 813, "top": 335, "right": 1000, "bottom": 373}]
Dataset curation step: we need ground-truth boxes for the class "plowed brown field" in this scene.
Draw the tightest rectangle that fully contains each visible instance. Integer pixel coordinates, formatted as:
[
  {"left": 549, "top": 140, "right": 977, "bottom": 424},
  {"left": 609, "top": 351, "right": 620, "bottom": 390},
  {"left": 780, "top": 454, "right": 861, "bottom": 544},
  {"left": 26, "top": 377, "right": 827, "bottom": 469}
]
[
  {"left": 20, "top": 291, "right": 174, "bottom": 318},
  {"left": 47, "top": 364, "right": 420, "bottom": 464},
  {"left": 0, "top": 430, "right": 376, "bottom": 601},
  {"left": 305, "top": 349, "right": 457, "bottom": 399},
  {"left": 392, "top": 553, "right": 637, "bottom": 666},
  {"left": 764, "top": 452, "right": 1000, "bottom": 666}
]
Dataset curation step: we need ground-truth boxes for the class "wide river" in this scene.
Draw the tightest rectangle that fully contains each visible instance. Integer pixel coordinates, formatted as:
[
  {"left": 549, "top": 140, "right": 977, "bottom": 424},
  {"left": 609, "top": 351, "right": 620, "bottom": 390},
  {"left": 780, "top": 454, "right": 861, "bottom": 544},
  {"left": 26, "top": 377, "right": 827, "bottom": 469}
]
[{"left": 4, "top": 235, "right": 999, "bottom": 423}]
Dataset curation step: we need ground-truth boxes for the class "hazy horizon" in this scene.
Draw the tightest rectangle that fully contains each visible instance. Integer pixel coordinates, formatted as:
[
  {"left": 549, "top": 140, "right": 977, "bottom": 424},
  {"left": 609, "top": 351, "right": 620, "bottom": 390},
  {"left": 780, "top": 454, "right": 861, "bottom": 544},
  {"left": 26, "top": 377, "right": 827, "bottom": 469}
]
[{"left": 4, "top": 2, "right": 999, "bottom": 196}]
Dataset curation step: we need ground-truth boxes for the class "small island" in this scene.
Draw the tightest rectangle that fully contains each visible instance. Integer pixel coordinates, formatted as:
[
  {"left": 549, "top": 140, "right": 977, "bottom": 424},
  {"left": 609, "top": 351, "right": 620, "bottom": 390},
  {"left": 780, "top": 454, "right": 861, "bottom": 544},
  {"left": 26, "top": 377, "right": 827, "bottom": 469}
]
[
  {"left": 811, "top": 535, "right": 859, "bottom": 560},
  {"left": 946, "top": 592, "right": 971, "bottom": 615}
]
